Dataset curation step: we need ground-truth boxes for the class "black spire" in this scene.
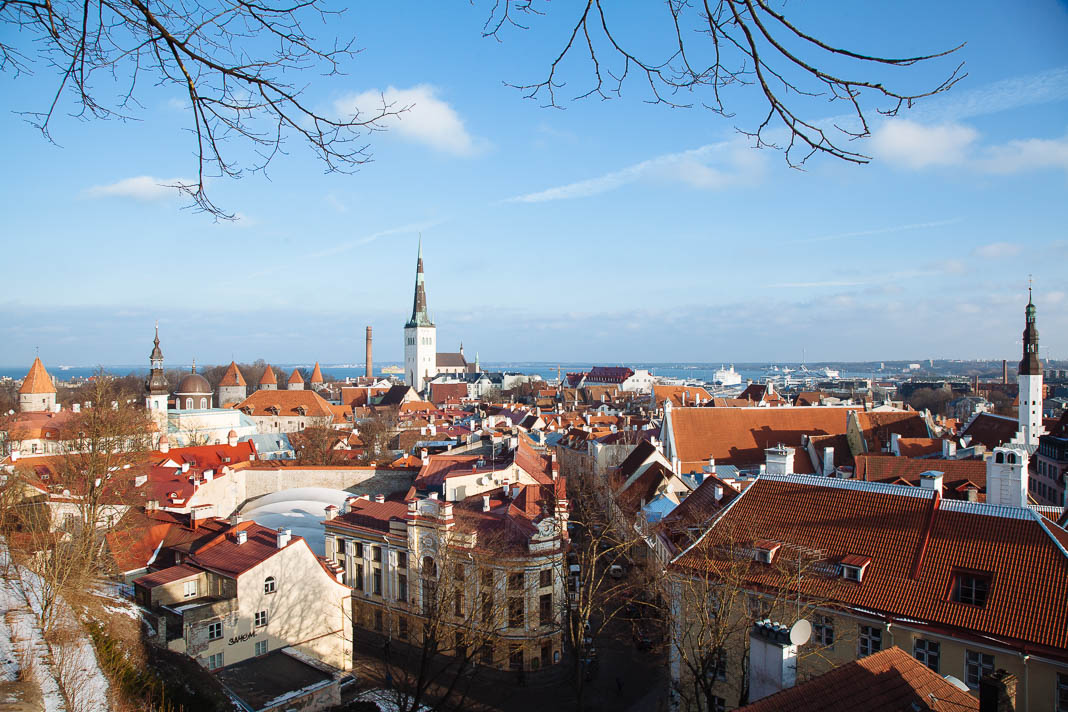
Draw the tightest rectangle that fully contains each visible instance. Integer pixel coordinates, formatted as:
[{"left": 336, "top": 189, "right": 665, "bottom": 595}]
[
  {"left": 406, "top": 237, "right": 434, "bottom": 328},
  {"left": 1019, "top": 287, "right": 1041, "bottom": 376},
  {"left": 146, "top": 322, "right": 169, "bottom": 396}
]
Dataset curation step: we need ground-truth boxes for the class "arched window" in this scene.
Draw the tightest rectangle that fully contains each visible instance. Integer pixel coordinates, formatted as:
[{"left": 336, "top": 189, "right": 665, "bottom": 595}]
[
  {"left": 264, "top": 576, "right": 276, "bottom": 594},
  {"left": 200, "top": 397, "right": 207, "bottom": 409},
  {"left": 185, "top": 398, "right": 193, "bottom": 410},
  {"left": 423, "top": 556, "right": 437, "bottom": 578},
  {"left": 995, "top": 452, "right": 1004, "bottom": 464},
  {"left": 1007, "top": 453, "right": 1016, "bottom": 464}
]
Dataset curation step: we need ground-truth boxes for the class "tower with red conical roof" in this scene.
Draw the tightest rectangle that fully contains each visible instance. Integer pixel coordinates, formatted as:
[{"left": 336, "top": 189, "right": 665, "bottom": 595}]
[{"left": 18, "top": 357, "right": 56, "bottom": 413}]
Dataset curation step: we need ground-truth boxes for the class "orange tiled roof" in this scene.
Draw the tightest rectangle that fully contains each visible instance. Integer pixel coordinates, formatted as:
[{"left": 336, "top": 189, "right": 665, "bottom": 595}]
[
  {"left": 668, "top": 407, "right": 859, "bottom": 473},
  {"left": 652, "top": 385, "right": 712, "bottom": 407},
  {"left": 310, "top": 362, "right": 324, "bottom": 384},
  {"left": 855, "top": 455, "right": 987, "bottom": 495},
  {"left": 235, "top": 389, "right": 333, "bottom": 418},
  {"left": 672, "top": 475, "right": 1068, "bottom": 657},
  {"left": 219, "top": 361, "right": 247, "bottom": 387},
  {"left": 259, "top": 365, "right": 277, "bottom": 386},
  {"left": 288, "top": 368, "right": 304, "bottom": 385},
  {"left": 18, "top": 357, "right": 56, "bottom": 395},
  {"left": 895, "top": 437, "right": 943, "bottom": 458},
  {"left": 737, "top": 646, "right": 977, "bottom": 712}
]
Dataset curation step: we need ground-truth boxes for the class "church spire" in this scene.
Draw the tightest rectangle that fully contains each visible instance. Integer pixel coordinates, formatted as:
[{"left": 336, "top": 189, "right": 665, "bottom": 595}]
[
  {"left": 407, "top": 236, "right": 434, "bottom": 328},
  {"left": 146, "top": 323, "right": 169, "bottom": 397},
  {"left": 1019, "top": 285, "right": 1041, "bottom": 376}
]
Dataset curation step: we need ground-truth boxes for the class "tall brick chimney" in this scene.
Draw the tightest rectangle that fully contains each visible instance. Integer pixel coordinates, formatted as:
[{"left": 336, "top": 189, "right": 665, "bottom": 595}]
[
  {"left": 366, "top": 326, "right": 373, "bottom": 378},
  {"left": 1002, "top": 359, "right": 1008, "bottom": 385}
]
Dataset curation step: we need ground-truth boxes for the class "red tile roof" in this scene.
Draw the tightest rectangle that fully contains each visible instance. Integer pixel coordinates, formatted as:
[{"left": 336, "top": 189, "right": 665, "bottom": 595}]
[
  {"left": 18, "top": 357, "right": 55, "bottom": 394},
  {"left": 310, "top": 362, "right": 324, "bottom": 384},
  {"left": 672, "top": 475, "right": 1068, "bottom": 657},
  {"left": 961, "top": 412, "right": 1018, "bottom": 449},
  {"left": 737, "top": 646, "right": 978, "bottom": 712},
  {"left": 133, "top": 563, "right": 202, "bottom": 588},
  {"left": 188, "top": 520, "right": 295, "bottom": 577},
  {"left": 219, "top": 361, "right": 247, "bottom": 387},
  {"left": 259, "top": 365, "right": 277, "bottom": 386},
  {"left": 668, "top": 407, "right": 859, "bottom": 473},
  {"left": 236, "top": 389, "right": 333, "bottom": 418},
  {"left": 430, "top": 383, "right": 469, "bottom": 405},
  {"left": 894, "top": 437, "right": 942, "bottom": 457},
  {"left": 652, "top": 385, "right": 712, "bottom": 407},
  {"left": 288, "top": 368, "right": 304, "bottom": 385},
  {"left": 855, "top": 455, "right": 987, "bottom": 496}
]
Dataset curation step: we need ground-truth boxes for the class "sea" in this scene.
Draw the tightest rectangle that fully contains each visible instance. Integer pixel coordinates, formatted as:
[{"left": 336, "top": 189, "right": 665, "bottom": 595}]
[{"left": 0, "top": 362, "right": 878, "bottom": 386}]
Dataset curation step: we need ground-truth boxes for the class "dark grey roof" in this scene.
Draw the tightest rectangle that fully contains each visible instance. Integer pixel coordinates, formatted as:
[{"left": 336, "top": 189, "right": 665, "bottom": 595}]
[{"left": 436, "top": 352, "right": 467, "bottom": 368}]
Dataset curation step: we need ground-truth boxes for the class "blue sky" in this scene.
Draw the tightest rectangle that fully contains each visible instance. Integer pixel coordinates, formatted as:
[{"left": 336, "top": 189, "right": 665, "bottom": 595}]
[{"left": 1, "top": 1, "right": 1066, "bottom": 367}]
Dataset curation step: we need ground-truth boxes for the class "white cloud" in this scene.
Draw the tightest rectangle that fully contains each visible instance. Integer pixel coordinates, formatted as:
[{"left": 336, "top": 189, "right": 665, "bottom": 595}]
[
  {"left": 871, "top": 120, "right": 978, "bottom": 169},
  {"left": 504, "top": 140, "right": 764, "bottom": 203},
  {"left": 83, "top": 176, "right": 190, "bottom": 202},
  {"left": 333, "top": 85, "right": 480, "bottom": 156},
  {"left": 976, "top": 134, "right": 1068, "bottom": 174},
  {"left": 974, "top": 242, "right": 1022, "bottom": 259},
  {"left": 797, "top": 218, "right": 961, "bottom": 244}
]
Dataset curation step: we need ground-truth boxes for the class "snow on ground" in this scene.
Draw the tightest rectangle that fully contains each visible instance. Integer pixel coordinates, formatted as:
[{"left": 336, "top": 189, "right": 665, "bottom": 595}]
[
  {"left": 240, "top": 487, "right": 352, "bottom": 556},
  {"left": 0, "top": 544, "right": 112, "bottom": 712}
]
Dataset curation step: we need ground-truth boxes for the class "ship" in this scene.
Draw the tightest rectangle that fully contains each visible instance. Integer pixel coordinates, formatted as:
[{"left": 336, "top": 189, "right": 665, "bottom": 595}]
[
  {"left": 381, "top": 365, "right": 404, "bottom": 375},
  {"left": 713, "top": 365, "right": 742, "bottom": 387}
]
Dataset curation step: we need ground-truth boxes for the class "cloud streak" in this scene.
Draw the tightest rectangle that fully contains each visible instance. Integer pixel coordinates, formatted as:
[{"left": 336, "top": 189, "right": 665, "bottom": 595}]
[
  {"left": 503, "top": 140, "right": 764, "bottom": 203},
  {"left": 796, "top": 218, "right": 963, "bottom": 244},
  {"left": 83, "top": 176, "right": 191, "bottom": 202}
]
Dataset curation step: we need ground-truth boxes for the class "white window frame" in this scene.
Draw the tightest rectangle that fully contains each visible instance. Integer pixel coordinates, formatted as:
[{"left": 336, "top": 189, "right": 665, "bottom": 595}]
[
  {"left": 207, "top": 621, "right": 222, "bottom": 641},
  {"left": 254, "top": 640, "right": 268, "bottom": 656},
  {"left": 264, "top": 576, "right": 276, "bottom": 594},
  {"left": 965, "top": 650, "right": 994, "bottom": 689},
  {"left": 914, "top": 638, "right": 940, "bottom": 673},
  {"left": 858, "top": 625, "right": 882, "bottom": 657},
  {"left": 207, "top": 652, "right": 223, "bottom": 669},
  {"left": 254, "top": 610, "right": 268, "bottom": 627},
  {"left": 183, "top": 579, "right": 197, "bottom": 598}
]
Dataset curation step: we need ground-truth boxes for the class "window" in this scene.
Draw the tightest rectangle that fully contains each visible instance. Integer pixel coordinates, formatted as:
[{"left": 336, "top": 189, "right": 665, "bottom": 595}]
[
  {"left": 397, "top": 551, "right": 407, "bottom": 569},
  {"left": 509, "top": 645, "right": 523, "bottom": 671},
  {"left": 207, "top": 652, "right": 224, "bottom": 669},
  {"left": 540, "top": 569, "right": 553, "bottom": 588},
  {"left": 482, "top": 569, "right": 494, "bottom": 587},
  {"left": 397, "top": 574, "right": 408, "bottom": 602},
  {"left": 255, "top": 610, "right": 268, "bottom": 627},
  {"left": 183, "top": 579, "right": 198, "bottom": 598},
  {"left": 480, "top": 644, "right": 494, "bottom": 665},
  {"left": 264, "top": 576, "right": 276, "bottom": 594},
  {"left": 354, "top": 542, "right": 363, "bottom": 558},
  {"left": 509, "top": 597, "right": 524, "bottom": 628},
  {"left": 814, "top": 615, "right": 834, "bottom": 647},
  {"left": 1057, "top": 672, "right": 1068, "bottom": 712},
  {"left": 373, "top": 546, "right": 383, "bottom": 563},
  {"left": 398, "top": 616, "right": 409, "bottom": 640},
  {"left": 711, "top": 697, "right": 727, "bottom": 712},
  {"left": 842, "top": 565, "right": 863, "bottom": 582},
  {"left": 207, "top": 621, "right": 222, "bottom": 641},
  {"left": 953, "top": 573, "right": 990, "bottom": 607},
  {"left": 354, "top": 563, "right": 364, "bottom": 591},
  {"left": 747, "top": 593, "right": 770, "bottom": 620},
  {"left": 199, "top": 397, "right": 207, "bottom": 409},
  {"left": 374, "top": 609, "right": 383, "bottom": 632},
  {"left": 914, "top": 639, "right": 940, "bottom": 673},
  {"left": 858, "top": 625, "right": 882, "bottom": 657},
  {"left": 454, "top": 591, "right": 465, "bottom": 617},
  {"left": 508, "top": 572, "right": 524, "bottom": 590},
  {"left": 481, "top": 593, "right": 493, "bottom": 623},
  {"left": 335, "top": 537, "right": 346, "bottom": 560},
  {"left": 965, "top": 650, "right": 994, "bottom": 689},
  {"left": 254, "top": 640, "right": 268, "bottom": 656},
  {"left": 373, "top": 569, "right": 382, "bottom": 595},
  {"left": 539, "top": 593, "right": 553, "bottom": 626},
  {"left": 185, "top": 398, "right": 193, "bottom": 409}
]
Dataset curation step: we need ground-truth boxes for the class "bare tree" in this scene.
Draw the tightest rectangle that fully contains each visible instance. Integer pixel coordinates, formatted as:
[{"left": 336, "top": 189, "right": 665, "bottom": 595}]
[
  {"left": 1, "top": 0, "right": 403, "bottom": 217},
  {"left": 666, "top": 526, "right": 846, "bottom": 710},
  {"left": 483, "top": 1, "right": 965, "bottom": 166},
  {"left": 292, "top": 425, "right": 344, "bottom": 466},
  {"left": 357, "top": 407, "right": 399, "bottom": 465}
]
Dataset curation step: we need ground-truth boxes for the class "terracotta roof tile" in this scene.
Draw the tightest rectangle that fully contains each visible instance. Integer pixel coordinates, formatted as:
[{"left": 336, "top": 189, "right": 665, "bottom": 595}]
[
  {"left": 235, "top": 389, "right": 333, "bottom": 418},
  {"left": 855, "top": 455, "right": 987, "bottom": 496},
  {"left": 133, "top": 563, "right": 202, "bottom": 588},
  {"left": 18, "top": 357, "right": 56, "bottom": 394},
  {"left": 672, "top": 475, "right": 1068, "bottom": 655},
  {"left": 310, "top": 362, "right": 324, "bottom": 384},
  {"left": 259, "top": 365, "right": 277, "bottom": 386},
  {"left": 288, "top": 368, "right": 304, "bottom": 385},
  {"left": 652, "top": 385, "right": 712, "bottom": 407},
  {"left": 737, "top": 646, "right": 978, "bottom": 712},
  {"left": 219, "top": 361, "right": 247, "bottom": 387}
]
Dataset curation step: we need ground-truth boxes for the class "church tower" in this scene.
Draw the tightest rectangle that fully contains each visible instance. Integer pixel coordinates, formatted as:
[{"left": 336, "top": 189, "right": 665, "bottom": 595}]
[
  {"left": 145, "top": 323, "right": 170, "bottom": 421},
  {"left": 1012, "top": 287, "right": 1045, "bottom": 449},
  {"left": 404, "top": 239, "right": 436, "bottom": 392}
]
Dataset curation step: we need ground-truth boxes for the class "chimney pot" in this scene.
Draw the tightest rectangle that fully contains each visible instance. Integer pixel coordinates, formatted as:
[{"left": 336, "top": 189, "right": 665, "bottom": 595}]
[
  {"left": 276, "top": 527, "right": 292, "bottom": 548},
  {"left": 236, "top": 530, "right": 247, "bottom": 545}
]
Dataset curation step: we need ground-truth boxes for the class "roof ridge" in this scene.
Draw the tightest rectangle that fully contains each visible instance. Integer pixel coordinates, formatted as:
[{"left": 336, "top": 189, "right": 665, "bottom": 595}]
[
  {"left": 667, "top": 473, "right": 753, "bottom": 566},
  {"left": 1031, "top": 508, "right": 1068, "bottom": 561},
  {"left": 759, "top": 473, "right": 934, "bottom": 499}
]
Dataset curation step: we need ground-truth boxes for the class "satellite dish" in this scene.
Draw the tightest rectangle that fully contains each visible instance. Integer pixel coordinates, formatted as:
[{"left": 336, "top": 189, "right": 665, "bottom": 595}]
[
  {"left": 942, "top": 675, "right": 969, "bottom": 692},
  {"left": 789, "top": 619, "right": 812, "bottom": 645}
]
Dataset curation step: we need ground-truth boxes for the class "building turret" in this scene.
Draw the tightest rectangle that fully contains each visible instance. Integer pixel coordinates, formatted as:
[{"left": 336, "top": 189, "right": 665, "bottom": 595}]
[
  {"left": 18, "top": 357, "right": 56, "bottom": 413},
  {"left": 145, "top": 323, "right": 169, "bottom": 415},
  {"left": 259, "top": 365, "right": 278, "bottom": 391},
  {"left": 1012, "top": 287, "right": 1045, "bottom": 449},
  {"left": 310, "top": 362, "right": 324, "bottom": 389},
  {"left": 404, "top": 237, "right": 437, "bottom": 392},
  {"left": 287, "top": 368, "right": 305, "bottom": 390},
  {"left": 217, "top": 360, "right": 247, "bottom": 406}
]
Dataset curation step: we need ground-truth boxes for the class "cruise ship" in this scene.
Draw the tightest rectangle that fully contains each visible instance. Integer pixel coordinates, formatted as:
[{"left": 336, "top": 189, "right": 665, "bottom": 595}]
[{"left": 713, "top": 365, "right": 742, "bottom": 386}]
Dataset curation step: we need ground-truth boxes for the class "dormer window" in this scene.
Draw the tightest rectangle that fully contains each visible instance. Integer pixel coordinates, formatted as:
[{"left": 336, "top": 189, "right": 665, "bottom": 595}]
[
  {"left": 952, "top": 571, "right": 991, "bottom": 607},
  {"left": 839, "top": 554, "right": 871, "bottom": 582},
  {"left": 752, "top": 540, "right": 781, "bottom": 564}
]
